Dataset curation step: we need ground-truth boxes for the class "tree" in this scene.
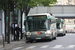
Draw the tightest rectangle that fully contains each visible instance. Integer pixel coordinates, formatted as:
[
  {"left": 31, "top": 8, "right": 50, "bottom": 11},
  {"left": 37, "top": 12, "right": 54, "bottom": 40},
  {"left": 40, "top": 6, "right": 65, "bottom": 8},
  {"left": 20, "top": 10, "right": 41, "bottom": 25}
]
[
  {"left": 0, "top": 0, "right": 9, "bottom": 43},
  {"left": 0, "top": 0, "right": 14, "bottom": 43},
  {"left": 13, "top": 0, "right": 57, "bottom": 39}
]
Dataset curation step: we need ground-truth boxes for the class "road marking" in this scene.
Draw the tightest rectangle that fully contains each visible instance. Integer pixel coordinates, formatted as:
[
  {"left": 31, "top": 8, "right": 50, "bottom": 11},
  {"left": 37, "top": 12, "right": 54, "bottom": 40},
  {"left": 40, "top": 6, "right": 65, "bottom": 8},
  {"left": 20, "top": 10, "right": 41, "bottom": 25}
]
[
  {"left": 52, "top": 45, "right": 64, "bottom": 49},
  {"left": 66, "top": 45, "right": 75, "bottom": 49},
  {"left": 26, "top": 46, "right": 36, "bottom": 49},
  {"left": 40, "top": 45, "right": 49, "bottom": 48},
  {"left": 66, "top": 34, "right": 75, "bottom": 35},
  {"left": 12, "top": 47, "right": 23, "bottom": 50},
  {"left": 24, "top": 45, "right": 75, "bottom": 49}
]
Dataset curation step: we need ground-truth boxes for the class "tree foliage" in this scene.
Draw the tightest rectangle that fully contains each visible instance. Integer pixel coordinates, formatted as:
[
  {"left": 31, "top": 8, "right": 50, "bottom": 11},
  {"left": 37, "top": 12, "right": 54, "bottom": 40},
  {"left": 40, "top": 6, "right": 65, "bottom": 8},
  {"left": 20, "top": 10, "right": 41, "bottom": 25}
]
[
  {"left": 0, "top": 0, "right": 8, "bottom": 11},
  {"left": 0, "top": 0, "right": 57, "bottom": 11},
  {"left": 14, "top": 0, "right": 57, "bottom": 9},
  {"left": 12, "top": 0, "right": 57, "bottom": 16},
  {"left": 0, "top": 0, "right": 57, "bottom": 12}
]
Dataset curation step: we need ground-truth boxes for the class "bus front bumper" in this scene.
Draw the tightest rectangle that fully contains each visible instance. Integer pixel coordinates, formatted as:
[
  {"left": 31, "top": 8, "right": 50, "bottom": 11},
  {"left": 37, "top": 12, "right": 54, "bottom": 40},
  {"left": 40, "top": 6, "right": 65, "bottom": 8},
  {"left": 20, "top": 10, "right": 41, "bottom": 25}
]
[
  {"left": 26, "top": 35, "right": 51, "bottom": 40},
  {"left": 57, "top": 31, "right": 64, "bottom": 35}
]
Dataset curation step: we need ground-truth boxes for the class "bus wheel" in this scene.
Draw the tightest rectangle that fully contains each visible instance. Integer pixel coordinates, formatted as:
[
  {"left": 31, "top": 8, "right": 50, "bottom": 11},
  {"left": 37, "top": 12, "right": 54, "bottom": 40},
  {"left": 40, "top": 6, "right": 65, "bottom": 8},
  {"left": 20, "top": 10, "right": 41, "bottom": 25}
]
[
  {"left": 30, "top": 40, "right": 33, "bottom": 43},
  {"left": 49, "top": 38, "right": 52, "bottom": 41},
  {"left": 53, "top": 37, "right": 56, "bottom": 40},
  {"left": 26, "top": 41, "right": 29, "bottom": 43},
  {"left": 64, "top": 34, "right": 66, "bottom": 36}
]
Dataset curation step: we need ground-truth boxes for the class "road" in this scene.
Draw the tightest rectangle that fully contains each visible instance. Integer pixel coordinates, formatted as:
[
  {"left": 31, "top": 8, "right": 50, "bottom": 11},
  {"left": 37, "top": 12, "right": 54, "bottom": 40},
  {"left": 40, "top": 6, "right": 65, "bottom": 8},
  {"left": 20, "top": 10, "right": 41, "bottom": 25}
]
[{"left": 11, "top": 33, "right": 75, "bottom": 50}]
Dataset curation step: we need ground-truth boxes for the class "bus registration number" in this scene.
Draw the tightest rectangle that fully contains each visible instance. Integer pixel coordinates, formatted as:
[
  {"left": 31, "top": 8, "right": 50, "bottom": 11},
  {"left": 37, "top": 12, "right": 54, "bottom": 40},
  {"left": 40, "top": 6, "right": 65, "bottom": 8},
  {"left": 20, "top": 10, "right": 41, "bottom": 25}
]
[{"left": 35, "top": 38, "right": 41, "bottom": 39}]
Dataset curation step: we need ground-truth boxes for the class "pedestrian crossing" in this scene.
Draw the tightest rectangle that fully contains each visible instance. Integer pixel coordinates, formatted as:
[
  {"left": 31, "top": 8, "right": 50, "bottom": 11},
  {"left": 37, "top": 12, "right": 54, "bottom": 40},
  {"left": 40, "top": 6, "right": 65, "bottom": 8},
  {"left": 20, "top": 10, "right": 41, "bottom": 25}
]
[
  {"left": 52, "top": 45, "right": 64, "bottom": 49},
  {"left": 12, "top": 47, "right": 23, "bottom": 50},
  {"left": 26, "top": 46, "right": 36, "bottom": 49},
  {"left": 66, "top": 34, "right": 75, "bottom": 35},
  {"left": 12, "top": 45, "right": 75, "bottom": 50},
  {"left": 40, "top": 45, "right": 49, "bottom": 48}
]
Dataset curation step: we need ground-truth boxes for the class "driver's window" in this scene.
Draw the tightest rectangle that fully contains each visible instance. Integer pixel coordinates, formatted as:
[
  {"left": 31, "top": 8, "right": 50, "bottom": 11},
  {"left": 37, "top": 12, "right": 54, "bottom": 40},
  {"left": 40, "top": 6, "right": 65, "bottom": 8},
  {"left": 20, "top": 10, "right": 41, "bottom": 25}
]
[{"left": 57, "top": 23, "right": 60, "bottom": 29}]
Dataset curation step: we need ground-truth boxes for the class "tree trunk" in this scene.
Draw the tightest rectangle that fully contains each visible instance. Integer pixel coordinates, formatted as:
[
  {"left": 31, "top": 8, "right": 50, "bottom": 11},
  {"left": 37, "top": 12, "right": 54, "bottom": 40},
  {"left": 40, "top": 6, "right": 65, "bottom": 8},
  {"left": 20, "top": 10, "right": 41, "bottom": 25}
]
[
  {"left": 4, "top": 10, "right": 7, "bottom": 42},
  {"left": 25, "top": 7, "right": 30, "bottom": 16},
  {"left": 20, "top": 7, "right": 30, "bottom": 39},
  {"left": 7, "top": 4, "right": 10, "bottom": 44},
  {"left": 20, "top": 9, "right": 23, "bottom": 39},
  {"left": 13, "top": 10, "right": 16, "bottom": 41}
]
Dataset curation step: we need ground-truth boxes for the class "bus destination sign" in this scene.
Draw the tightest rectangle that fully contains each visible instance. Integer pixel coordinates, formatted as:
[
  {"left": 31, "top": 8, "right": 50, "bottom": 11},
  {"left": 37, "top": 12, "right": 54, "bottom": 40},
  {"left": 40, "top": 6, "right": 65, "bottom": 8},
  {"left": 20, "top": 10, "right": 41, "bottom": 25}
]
[
  {"left": 28, "top": 15, "right": 47, "bottom": 20},
  {"left": 33, "top": 16, "right": 46, "bottom": 19},
  {"left": 56, "top": 19, "right": 61, "bottom": 21}
]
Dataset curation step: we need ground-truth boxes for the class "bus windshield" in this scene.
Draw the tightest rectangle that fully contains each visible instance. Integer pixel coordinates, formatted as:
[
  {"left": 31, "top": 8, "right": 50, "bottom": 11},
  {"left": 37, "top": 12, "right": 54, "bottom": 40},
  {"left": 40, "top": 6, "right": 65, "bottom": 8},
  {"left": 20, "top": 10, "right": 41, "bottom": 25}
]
[
  {"left": 56, "top": 23, "right": 61, "bottom": 29},
  {"left": 27, "top": 20, "right": 47, "bottom": 31},
  {"left": 56, "top": 23, "right": 63, "bottom": 29}
]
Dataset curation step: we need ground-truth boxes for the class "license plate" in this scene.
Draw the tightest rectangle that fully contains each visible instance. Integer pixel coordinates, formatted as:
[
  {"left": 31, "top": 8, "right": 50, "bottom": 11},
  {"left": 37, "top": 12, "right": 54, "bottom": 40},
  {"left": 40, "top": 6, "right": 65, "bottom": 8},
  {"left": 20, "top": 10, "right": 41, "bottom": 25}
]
[{"left": 35, "top": 38, "right": 41, "bottom": 39}]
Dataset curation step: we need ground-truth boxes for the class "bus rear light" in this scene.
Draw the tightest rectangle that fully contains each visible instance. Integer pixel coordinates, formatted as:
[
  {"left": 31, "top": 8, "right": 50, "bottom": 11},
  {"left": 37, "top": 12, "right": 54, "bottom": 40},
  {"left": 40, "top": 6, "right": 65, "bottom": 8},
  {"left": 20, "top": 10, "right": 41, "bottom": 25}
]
[
  {"left": 63, "top": 26, "right": 65, "bottom": 28},
  {"left": 37, "top": 31, "right": 41, "bottom": 34},
  {"left": 45, "top": 30, "right": 51, "bottom": 34}
]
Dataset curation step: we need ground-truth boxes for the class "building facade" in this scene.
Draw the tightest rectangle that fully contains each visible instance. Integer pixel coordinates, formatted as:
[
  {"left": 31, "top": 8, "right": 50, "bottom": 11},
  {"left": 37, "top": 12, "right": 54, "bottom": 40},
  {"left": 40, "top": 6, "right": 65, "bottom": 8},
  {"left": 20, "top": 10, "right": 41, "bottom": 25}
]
[{"left": 56, "top": 0, "right": 75, "bottom": 5}]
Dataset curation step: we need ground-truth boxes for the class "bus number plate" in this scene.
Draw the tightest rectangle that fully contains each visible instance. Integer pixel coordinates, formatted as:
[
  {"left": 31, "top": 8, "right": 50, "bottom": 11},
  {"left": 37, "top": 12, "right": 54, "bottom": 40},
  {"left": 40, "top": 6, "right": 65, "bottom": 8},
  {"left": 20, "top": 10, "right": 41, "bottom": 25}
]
[{"left": 35, "top": 38, "right": 41, "bottom": 39}]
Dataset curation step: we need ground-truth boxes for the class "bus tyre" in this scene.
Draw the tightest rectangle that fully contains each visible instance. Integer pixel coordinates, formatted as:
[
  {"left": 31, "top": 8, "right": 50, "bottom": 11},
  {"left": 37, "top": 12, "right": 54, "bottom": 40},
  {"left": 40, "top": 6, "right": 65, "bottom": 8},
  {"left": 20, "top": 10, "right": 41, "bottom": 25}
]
[
  {"left": 54, "top": 37, "right": 56, "bottom": 40},
  {"left": 30, "top": 40, "right": 33, "bottom": 43},
  {"left": 26, "top": 41, "right": 28, "bottom": 43},
  {"left": 49, "top": 38, "right": 52, "bottom": 41},
  {"left": 64, "top": 34, "right": 66, "bottom": 36}
]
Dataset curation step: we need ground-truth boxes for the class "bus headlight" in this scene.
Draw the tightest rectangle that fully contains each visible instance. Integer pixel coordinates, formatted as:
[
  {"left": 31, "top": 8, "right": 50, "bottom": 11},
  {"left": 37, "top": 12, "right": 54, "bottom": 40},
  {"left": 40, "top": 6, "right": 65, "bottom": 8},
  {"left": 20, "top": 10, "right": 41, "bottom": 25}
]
[
  {"left": 26, "top": 32, "right": 31, "bottom": 35},
  {"left": 45, "top": 30, "right": 51, "bottom": 35},
  {"left": 59, "top": 29, "right": 63, "bottom": 31}
]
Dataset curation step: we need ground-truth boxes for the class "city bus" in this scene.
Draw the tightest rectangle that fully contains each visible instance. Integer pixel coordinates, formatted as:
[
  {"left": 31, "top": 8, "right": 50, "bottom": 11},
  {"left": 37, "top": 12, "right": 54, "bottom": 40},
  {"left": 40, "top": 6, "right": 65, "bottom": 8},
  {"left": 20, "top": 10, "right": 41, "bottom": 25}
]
[
  {"left": 56, "top": 18, "right": 66, "bottom": 36},
  {"left": 24, "top": 13, "right": 57, "bottom": 43}
]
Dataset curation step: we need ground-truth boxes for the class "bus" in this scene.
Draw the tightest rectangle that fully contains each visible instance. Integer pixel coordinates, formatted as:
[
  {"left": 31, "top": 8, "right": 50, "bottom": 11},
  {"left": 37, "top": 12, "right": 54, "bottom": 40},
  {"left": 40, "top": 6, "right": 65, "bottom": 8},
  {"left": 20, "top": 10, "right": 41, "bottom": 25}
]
[
  {"left": 24, "top": 13, "right": 57, "bottom": 43},
  {"left": 56, "top": 18, "right": 66, "bottom": 36}
]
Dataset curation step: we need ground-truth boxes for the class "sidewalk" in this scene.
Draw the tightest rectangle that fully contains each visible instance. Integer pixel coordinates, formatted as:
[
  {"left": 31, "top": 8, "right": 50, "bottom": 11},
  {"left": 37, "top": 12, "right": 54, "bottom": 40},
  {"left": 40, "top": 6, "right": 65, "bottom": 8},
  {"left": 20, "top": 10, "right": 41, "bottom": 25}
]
[{"left": 0, "top": 39, "right": 26, "bottom": 50}]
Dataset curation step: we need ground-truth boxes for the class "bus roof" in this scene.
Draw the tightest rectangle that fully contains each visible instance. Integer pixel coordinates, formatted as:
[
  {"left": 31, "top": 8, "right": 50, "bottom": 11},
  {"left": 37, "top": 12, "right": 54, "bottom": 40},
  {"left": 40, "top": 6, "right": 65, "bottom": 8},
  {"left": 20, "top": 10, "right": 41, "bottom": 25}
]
[
  {"left": 28, "top": 13, "right": 52, "bottom": 16},
  {"left": 56, "top": 18, "right": 65, "bottom": 22},
  {"left": 26, "top": 13, "right": 56, "bottom": 20}
]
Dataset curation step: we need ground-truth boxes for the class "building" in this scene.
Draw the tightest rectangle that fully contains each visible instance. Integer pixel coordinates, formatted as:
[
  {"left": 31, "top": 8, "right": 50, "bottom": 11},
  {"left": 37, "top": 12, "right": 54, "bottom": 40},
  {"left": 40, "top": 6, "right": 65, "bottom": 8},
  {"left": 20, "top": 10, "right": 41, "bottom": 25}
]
[
  {"left": 56, "top": 0, "right": 75, "bottom": 5},
  {"left": 64, "top": 19, "right": 75, "bottom": 32},
  {"left": 73, "top": 0, "right": 75, "bottom": 5}
]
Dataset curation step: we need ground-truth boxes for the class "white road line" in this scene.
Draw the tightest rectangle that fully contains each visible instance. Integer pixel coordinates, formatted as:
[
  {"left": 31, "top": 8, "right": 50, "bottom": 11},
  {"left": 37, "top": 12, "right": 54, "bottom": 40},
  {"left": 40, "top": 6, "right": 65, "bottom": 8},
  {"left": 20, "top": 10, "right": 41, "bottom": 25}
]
[
  {"left": 52, "top": 45, "right": 64, "bottom": 49},
  {"left": 66, "top": 45, "right": 75, "bottom": 49},
  {"left": 66, "top": 34, "right": 75, "bottom": 35},
  {"left": 0, "top": 45, "right": 3, "bottom": 48},
  {"left": 40, "top": 45, "right": 49, "bottom": 48},
  {"left": 12, "top": 47, "right": 23, "bottom": 50},
  {"left": 26, "top": 46, "right": 36, "bottom": 49}
]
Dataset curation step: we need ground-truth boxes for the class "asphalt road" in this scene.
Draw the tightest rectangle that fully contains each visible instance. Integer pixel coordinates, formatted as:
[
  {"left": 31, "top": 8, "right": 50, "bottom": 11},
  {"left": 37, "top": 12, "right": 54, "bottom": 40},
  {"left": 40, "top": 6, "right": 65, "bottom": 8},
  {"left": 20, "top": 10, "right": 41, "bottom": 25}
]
[{"left": 12, "top": 33, "right": 75, "bottom": 50}]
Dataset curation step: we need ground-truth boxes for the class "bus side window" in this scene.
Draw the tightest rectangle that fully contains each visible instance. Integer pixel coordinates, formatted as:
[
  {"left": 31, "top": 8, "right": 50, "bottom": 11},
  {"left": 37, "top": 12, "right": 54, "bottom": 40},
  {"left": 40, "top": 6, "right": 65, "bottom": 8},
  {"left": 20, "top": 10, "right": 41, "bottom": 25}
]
[
  {"left": 48, "top": 19, "right": 51, "bottom": 29},
  {"left": 24, "top": 20, "right": 26, "bottom": 26},
  {"left": 57, "top": 23, "right": 60, "bottom": 29}
]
